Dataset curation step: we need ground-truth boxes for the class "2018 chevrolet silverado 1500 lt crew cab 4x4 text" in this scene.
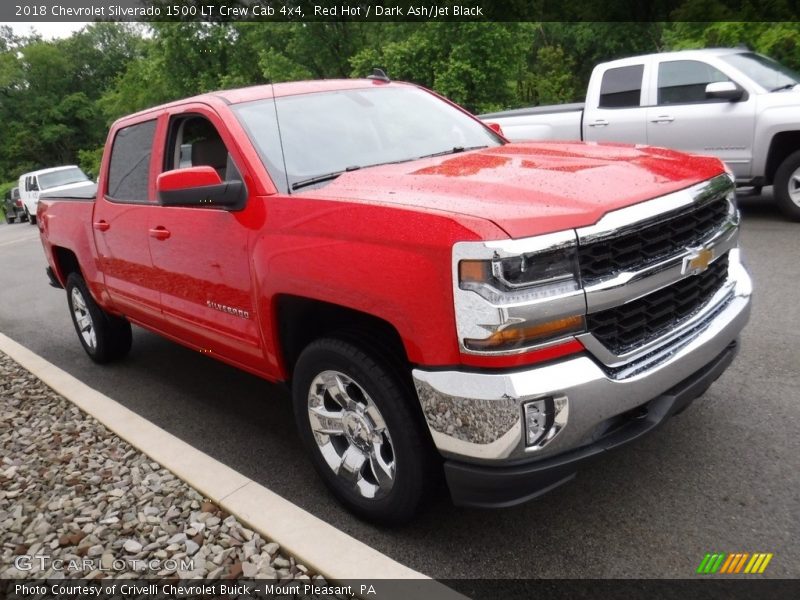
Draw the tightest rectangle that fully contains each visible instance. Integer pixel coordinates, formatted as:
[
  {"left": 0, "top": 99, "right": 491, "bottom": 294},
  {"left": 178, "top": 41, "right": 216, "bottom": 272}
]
[
  {"left": 37, "top": 78, "right": 752, "bottom": 523},
  {"left": 482, "top": 48, "right": 800, "bottom": 220}
]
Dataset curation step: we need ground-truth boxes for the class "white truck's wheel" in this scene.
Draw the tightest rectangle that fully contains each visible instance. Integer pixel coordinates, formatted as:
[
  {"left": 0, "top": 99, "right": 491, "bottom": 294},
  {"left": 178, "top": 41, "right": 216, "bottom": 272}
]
[{"left": 774, "top": 150, "right": 800, "bottom": 221}]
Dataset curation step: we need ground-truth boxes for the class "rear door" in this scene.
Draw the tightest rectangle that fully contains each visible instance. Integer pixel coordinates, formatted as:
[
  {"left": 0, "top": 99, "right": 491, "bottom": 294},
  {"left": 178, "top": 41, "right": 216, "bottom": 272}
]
[
  {"left": 645, "top": 58, "right": 756, "bottom": 178},
  {"left": 146, "top": 105, "right": 264, "bottom": 370},
  {"left": 92, "top": 117, "right": 162, "bottom": 324},
  {"left": 583, "top": 62, "right": 649, "bottom": 143}
]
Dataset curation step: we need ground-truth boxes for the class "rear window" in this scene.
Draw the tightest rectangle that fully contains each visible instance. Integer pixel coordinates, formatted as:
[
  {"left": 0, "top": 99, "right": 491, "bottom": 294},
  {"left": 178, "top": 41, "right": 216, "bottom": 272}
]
[
  {"left": 599, "top": 65, "right": 644, "bottom": 108},
  {"left": 107, "top": 120, "right": 156, "bottom": 201},
  {"left": 38, "top": 167, "right": 89, "bottom": 190}
]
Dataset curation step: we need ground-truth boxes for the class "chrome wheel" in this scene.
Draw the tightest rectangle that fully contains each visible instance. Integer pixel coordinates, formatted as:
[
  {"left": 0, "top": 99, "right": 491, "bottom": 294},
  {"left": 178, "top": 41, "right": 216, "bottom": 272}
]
[
  {"left": 70, "top": 287, "right": 96, "bottom": 350},
  {"left": 789, "top": 166, "right": 800, "bottom": 207},
  {"left": 307, "top": 370, "right": 395, "bottom": 499}
]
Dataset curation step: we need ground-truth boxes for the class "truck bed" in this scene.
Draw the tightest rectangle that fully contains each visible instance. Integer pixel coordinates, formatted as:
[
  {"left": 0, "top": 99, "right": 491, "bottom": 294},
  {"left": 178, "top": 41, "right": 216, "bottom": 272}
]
[
  {"left": 480, "top": 103, "right": 584, "bottom": 143},
  {"left": 37, "top": 196, "right": 99, "bottom": 290},
  {"left": 480, "top": 102, "right": 585, "bottom": 120}
]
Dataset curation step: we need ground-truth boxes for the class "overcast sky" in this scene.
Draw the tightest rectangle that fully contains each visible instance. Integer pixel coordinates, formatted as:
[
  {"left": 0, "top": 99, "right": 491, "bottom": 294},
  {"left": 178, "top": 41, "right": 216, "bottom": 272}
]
[{"left": 7, "top": 22, "right": 91, "bottom": 40}]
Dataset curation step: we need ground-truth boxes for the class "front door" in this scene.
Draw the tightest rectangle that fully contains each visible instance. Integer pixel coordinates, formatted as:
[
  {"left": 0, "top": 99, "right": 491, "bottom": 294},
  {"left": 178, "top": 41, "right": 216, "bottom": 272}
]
[
  {"left": 646, "top": 59, "right": 756, "bottom": 179},
  {"left": 147, "top": 107, "right": 263, "bottom": 370}
]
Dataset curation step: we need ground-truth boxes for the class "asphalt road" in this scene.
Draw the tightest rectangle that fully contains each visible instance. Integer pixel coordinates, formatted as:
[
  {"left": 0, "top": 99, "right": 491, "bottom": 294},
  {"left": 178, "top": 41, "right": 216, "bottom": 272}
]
[{"left": 0, "top": 192, "right": 798, "bottom": 579}]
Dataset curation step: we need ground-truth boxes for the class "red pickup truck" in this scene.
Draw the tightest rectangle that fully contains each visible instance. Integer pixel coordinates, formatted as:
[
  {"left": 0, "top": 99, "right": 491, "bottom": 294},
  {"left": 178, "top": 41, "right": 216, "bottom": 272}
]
[{"left": 37, "top": 78, "right": 752, "bottom": 523}]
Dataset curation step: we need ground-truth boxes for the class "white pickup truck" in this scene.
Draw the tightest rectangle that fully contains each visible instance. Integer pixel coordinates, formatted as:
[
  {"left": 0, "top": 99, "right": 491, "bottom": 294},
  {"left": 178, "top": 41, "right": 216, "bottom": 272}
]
[
  {"left": 482, "top": 48, "right": 800, "bottom": 220},
  {"left": 18, "top": 166, "right": 96, "bottom": 225}
]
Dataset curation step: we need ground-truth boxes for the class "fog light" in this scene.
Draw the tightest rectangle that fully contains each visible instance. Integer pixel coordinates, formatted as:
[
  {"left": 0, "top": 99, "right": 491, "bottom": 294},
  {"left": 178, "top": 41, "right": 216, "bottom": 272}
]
[{"left": 524, "top": 399, "right": 550, "bottom": 446}]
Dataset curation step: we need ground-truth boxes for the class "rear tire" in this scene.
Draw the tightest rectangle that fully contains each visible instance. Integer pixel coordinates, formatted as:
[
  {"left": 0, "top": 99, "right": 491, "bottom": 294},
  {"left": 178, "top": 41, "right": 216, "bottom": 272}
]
[
  {"left": 774, "top": 150, "right": 800, "bottom": 221},
  {"left": 6, "top": 216, "right": 14, "bottom": 224},
  {"left": 66, "top": 273, "right": 132, "bottom": 363},
  {"left": 25, "top": 207, "right": 37, "bottom": 225},
  {"left": 292, "top": 337, "right": 437, "bottom": 524}
]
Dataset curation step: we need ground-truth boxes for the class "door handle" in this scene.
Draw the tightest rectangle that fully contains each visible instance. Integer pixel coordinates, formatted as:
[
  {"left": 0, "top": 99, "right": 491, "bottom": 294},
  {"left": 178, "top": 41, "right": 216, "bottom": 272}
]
[
  {"left": 93, "top": 220, "right": 110, "bottom": 232},
  {"left": 588, "top": 119, "right": 609, "bottom": 128},
  {"left": 149, "top": 226, "right": 171, "bottom": 240},
  {"left": 650, "top": 115, "right": 675, "bottom": 123}
]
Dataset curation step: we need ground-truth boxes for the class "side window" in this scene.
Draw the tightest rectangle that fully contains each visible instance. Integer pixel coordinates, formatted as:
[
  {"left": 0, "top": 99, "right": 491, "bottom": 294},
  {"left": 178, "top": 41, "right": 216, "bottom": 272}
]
[
  {"left": 164, "top": 115, "right": 240, "bottom": 182},
  {"left": 658, "top": 60, "right": 731, "bottom": 105},
  {"left": 107, "top": 120, "right": 156, "bottom": 201},
  {"left": 30, "top": 177, "right": 38, "bottom": 192},
  {"left": 599, "top": 65, "right": 644, "bottom": 108}
]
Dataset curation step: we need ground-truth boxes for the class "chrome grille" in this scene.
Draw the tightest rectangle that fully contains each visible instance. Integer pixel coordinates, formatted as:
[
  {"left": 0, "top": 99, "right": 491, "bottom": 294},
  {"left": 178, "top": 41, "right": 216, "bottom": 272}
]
[
  {"left": 586, "top": 254, "right": 729, "bottom": 355},
  {"left": 578, "top": 195, "right": 730, "bottom": 283}
]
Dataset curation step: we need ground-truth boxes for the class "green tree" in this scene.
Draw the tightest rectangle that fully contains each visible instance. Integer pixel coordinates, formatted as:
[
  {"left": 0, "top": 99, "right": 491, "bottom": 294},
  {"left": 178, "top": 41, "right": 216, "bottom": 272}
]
[
  {"left": 0, "top": 23, "right": 145, "bottom": 180},
  {"left": 663, "top": 21, "right": 800, "bottom": 71},
  {"left": 350, "top": 23, "right": 531, "bottom": 113}
]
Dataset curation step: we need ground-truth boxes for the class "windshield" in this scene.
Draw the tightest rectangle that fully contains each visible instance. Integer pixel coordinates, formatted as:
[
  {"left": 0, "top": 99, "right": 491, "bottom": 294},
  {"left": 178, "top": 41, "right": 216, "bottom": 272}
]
[
  {"left": 38, "top": 167, "right": 90, "bottom": 190},
  {"left": 233, "top": 85, "right": 503, "bottom": 192},
  {"left": 720, "top": 52, "right": 800, "bottom": 91}
]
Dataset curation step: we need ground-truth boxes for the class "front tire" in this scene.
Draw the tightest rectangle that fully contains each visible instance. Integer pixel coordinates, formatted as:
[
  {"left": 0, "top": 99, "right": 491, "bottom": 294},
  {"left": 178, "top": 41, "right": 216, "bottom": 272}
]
[
  {"left": 66, "top": 273, "right": 132, "bottom": 363},
  {"left": 292, "top": 338, "right": 437, "bottom": 524},
  {"left": 774, "top": 150, "right": 800, "bottom": 221}
]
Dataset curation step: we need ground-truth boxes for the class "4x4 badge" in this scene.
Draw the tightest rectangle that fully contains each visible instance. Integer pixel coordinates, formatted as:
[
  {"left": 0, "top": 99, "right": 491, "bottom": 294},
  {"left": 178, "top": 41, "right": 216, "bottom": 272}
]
[{"left": 682, "top": 247, "right": 714, "bottom": 276}]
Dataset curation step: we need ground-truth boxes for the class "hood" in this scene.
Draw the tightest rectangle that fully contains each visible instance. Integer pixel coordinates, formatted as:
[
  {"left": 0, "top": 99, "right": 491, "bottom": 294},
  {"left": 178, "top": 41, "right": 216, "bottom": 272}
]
[
  {"left": 756, "top": 87, "right": 800, "bottom": 110},
  {"left": 302, "top": 142, "right": 726, "bottom": 238},
  {"left": 39, "top": 180, "right": 97, "bottom": 200}
]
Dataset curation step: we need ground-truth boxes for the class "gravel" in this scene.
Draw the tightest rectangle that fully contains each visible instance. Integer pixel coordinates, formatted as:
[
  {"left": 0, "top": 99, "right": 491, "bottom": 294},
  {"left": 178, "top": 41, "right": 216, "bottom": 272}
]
[{"left": 0, "top": 351, "right": 325, "bottom": 583}]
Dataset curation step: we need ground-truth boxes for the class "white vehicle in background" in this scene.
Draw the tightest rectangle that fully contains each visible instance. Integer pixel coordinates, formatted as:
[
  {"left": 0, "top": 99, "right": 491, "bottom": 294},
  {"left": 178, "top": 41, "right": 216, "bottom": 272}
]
[
  {"left": 18, "top": 166, "right": 95, "bottom": 225},
  {"left": 481, "top": 48, "right": 800, "bottom": 220}
]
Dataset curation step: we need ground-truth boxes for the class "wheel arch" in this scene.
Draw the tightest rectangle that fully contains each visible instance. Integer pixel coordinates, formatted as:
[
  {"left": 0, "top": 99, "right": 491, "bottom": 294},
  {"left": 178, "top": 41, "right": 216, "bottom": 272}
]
[
  {"left": 274, "top": 295, "right": 411, "bottom": 381},
  {"left": 51, "top": 246, "right": 83, "bottom": 286},
  {"left": 765, "top": 130, "right": 800, "bottom": 185}
]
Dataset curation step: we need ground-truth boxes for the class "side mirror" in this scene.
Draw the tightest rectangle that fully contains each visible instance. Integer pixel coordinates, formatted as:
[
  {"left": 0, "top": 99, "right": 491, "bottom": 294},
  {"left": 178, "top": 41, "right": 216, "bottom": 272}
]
[
  {"left": 705, "top": 81, "right": 744, "bottom": 102},
  {"left": 486, "top": 122, "right": 505, "bottom": 137},
  {"left": 157, "top": 166, "right": 245, "bottom": 209}
]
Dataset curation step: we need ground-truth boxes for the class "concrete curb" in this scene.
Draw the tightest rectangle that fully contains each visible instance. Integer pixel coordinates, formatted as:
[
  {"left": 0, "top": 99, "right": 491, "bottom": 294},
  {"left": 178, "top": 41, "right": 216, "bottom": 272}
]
[{"left": 0, "top": 332, "right": 466, "bottom": 598}]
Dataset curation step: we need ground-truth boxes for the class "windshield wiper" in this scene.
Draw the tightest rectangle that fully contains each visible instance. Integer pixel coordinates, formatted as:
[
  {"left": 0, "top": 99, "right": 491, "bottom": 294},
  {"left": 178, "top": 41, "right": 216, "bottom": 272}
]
[
  {"left": 291, "top": 165, "right": 361, "bottom": 191},
  {"left": 770, "top": 83, "right": 798, "bottom": 92},
  {"left": 290, "top": 146, "right": 491, "bottom": 190},
  {"left": 414, "top": 145, "right": 489, "bottom": 160}
]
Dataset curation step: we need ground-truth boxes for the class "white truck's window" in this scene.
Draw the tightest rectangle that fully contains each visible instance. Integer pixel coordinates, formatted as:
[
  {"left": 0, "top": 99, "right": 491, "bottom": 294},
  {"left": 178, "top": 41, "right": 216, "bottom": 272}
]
[
  {"left": 658, "top": 60, "right": 730, "bottom": 105},
  {"left": 599, "top": 65, "right": 644, "bottom": 108},
  {"left": 38, "top": 167, "right": 89, "bottom": 190},
  {"left": 107, "top": 120, "right": 156, "bottom": 202},
  {"left": 720, "top": 52, "right": 800, "bottom": 91}
]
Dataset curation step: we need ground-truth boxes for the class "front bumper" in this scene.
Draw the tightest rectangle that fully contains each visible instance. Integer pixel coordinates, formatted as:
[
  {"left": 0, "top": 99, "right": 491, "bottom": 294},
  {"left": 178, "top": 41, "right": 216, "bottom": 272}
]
[{"left": 412, "top": 250, "right": 751, "bottom": 507}]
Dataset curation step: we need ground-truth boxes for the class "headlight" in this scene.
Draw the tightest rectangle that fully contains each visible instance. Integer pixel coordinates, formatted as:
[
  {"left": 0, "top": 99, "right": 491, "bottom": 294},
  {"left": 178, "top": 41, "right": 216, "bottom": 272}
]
[
  {"left": 453, "top": 230, "right": 587, "bottom": 354},
  {"left": 459, "top": 245, "right": 580, "bottom": 302}
]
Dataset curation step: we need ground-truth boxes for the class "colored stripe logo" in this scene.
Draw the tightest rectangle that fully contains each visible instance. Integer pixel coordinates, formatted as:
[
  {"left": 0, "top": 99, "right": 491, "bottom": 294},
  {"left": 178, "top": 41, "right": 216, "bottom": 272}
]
[{"left": 697, "top": 552, "right": 773, "bottom": 574}]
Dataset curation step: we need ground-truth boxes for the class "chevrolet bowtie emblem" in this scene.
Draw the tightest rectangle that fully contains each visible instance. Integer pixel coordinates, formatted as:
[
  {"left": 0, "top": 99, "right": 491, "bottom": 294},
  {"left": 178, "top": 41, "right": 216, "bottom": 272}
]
[{"left": 682, "top": 247, "right": 714, "bottom": 276}]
